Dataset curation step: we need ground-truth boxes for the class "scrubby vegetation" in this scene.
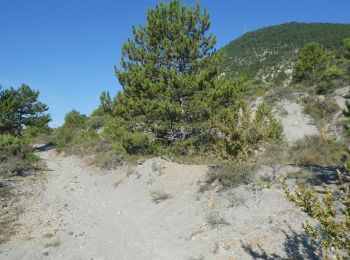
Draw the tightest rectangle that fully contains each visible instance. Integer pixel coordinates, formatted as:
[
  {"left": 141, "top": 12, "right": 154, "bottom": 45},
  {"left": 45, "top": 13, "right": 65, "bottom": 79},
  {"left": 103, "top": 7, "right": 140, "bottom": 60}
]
[
  {"left": 0, "top": 84, "right": 50, "bottom": 178},
  {"left": 0, "top": 84, "right": 50, "bottom": 243},
  {"left": 281, "top": 72, "right": 350, "bottom": 257},
  {"left": 293, "top": 40, "right": 350, "bottom": 94},
  {"left": 281, "top": 174, "right": 350, "bottom": 259},
  {"left": 290, "top": 136, "right": 345, "bottom": 166},
  {"left": 54, "top": 0, "right": 282, "bottom": 164},
  {"left": 150, "top": 190, "right": 172, "bottom": 204}
]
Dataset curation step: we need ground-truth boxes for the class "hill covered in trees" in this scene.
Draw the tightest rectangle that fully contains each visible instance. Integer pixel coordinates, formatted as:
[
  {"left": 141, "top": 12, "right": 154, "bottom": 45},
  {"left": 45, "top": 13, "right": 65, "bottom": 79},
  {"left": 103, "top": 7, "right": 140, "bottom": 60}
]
[{"left": 220, "top": 22, "right": 350, "bottom": 81}]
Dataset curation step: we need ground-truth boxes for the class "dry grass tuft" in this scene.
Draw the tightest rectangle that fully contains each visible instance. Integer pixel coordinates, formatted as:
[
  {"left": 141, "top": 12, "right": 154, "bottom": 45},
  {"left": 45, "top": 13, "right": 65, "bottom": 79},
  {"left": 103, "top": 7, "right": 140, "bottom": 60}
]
[{"left": 150, "top": 190, "right": 172, "bottom": 204}]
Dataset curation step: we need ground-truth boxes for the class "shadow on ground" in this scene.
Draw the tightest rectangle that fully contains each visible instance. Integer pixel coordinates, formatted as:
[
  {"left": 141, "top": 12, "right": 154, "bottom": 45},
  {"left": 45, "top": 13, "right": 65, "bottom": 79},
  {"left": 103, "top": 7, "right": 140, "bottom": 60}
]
[
  {"left": 34, "top": 143, "right": 54, "bottom": 153},
  {"left": 241, "top": 225, "right": 322, "bottom": 259},
  {"left": 291, "top": 164, "right": 347, "bottom": 186}
]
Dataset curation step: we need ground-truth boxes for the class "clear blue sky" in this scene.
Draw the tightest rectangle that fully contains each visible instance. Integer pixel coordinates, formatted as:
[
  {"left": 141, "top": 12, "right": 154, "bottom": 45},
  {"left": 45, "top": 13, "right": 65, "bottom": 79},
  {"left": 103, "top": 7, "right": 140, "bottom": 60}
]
[{"left": 1, "top": 0, "right": 350, "bottom": 127}]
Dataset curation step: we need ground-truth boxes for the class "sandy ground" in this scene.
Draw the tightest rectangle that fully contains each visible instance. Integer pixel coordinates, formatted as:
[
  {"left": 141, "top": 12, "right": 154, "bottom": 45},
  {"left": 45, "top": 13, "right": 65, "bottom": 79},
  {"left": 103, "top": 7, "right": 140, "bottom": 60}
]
[
  {"left": 0, "top": 148, "right": 320, "bottom": 260},
  {"left": 274, "top": 99, "right": 319, "bottom": 143}
]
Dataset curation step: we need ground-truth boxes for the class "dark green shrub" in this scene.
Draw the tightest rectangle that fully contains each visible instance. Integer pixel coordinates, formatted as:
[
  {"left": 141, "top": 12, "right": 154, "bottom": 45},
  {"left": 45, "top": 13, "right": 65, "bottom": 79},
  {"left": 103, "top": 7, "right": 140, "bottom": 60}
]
[
  {"left": 63, "top": 110, "right": 87, "bottom": 129},
  {"left": 293, "top": 42, "right": 330, "bottom": 84},
  {"left": 317, "top": 65, "right": 348, "bottom": 94}
]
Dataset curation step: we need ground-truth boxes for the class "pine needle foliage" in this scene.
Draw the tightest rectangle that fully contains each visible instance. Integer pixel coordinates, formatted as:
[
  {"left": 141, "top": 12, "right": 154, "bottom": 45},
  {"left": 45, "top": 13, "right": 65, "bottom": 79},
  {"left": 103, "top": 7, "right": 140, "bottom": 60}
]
[
  {"left": 0, "top": 85, "right": 50, "bottom": 136},
  {"left": 114, "top": 0, "right": 221, "bottom": 145}
]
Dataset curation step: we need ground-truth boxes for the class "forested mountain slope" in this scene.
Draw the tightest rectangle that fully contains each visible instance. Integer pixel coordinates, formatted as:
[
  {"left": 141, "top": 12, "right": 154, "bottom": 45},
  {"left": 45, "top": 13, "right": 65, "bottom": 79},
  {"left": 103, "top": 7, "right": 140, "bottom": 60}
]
[{"left": 221, "top": 22, "right": 350, "bottom": 80}]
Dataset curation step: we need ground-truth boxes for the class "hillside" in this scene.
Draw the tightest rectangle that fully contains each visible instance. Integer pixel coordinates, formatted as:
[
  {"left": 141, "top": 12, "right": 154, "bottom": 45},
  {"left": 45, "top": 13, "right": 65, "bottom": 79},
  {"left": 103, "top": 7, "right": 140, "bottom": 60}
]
[{"left": 221, "top": 22, "right": 350, "bottom": 80}]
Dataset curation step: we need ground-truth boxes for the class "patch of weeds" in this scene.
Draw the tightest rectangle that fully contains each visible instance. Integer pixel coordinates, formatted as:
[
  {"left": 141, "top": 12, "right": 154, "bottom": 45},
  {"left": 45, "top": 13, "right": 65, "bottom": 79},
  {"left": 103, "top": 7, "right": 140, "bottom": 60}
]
[
  {"left": 265, "top": 84, "right": 293, "bottom": 104},
  {"left": 206, "top": 162, "right": 256, "bottom": 189},
  {"left": 0, "top": 154, "right": 34, "bottom": 177},
  {"left": 257, "top": 141, "right": 289, "bottom": 167},
  {"left": 147, "top": 177, "right": 155, "bottom": 185},
  {"left": 212, "top": 242, "right": 219, "bottom": 254},
  {"left": 0, "top": 218, "right": 15, "bottom": 244},
  {"left": 44, "top": 241, "right": 61, "bottom": 248},
  {"left": 94, "top": 152, "right": 123, "bottom": 170},
  {"left": 301, "top": 96, "right": 339, "bottom": 127},
  {"left": 290, "top": 136, "right": 345, "bottom": 166},
  {"left": 168, "top": 152, "right": 218, "bottom": 166},
  {"left": 126, "top": 167, "right": 139, "bottom": 177},
  {"left": 150, "top": 190, "right": 172, "bottom": 204},
  {"left": 0, "top": 186, "right": 12, "bottom": 199},
  {"left": 42, "top": 233, "right": 54, "bottom": 239},
  {"left": 206, "top": 211, "right": 229, "bottom": 228},
  {"left": 255, "top": 141, "right": 290, "bottom": 182},
  {"left": 151, "top": 160, "right": 166, "bottom": 176},
  {"left": 198, "top": 183, "right": 211, "bottom": 193},
  {"left": 227, "top": 190, "right": 246, "bottom": 207}
]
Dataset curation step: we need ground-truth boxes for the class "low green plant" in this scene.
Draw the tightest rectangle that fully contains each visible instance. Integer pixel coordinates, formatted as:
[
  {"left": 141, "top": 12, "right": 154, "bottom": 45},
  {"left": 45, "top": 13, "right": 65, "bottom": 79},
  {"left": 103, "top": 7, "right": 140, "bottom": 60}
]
[
  {"left": 150, "top": 190, "right": 172, "bottom": 204},
  {"left": 206, "top": 162, "right": 256, "bottom": 188},
  {"left": 0, "top": 134, "right": 38, "bottom": 176},
  {"left": 281, "top": 172, "right": 350, "bottom": 259},
  {"left": 317, "top": 65, "right": 348, "bottom": 94},
  {"left": 206, "top": 211, "right": 229, "bottom": 228},
  {"left": 0, "top": 134, "right": 28, "bottom": 154}
]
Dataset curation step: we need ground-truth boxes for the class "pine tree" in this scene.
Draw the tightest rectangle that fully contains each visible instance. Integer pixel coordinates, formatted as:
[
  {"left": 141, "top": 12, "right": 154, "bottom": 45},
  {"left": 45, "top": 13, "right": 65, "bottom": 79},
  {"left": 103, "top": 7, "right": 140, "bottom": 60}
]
[
  {"left": 344, "top": 38, "right": 350, "bottom": 53},
  {"left": 0, "top": 84, "right": 50, "bottom": 136},
  {"left": 99, "top": 91, "right": 114, "bottom": 114},
  {"left": 114, "top": 0, "right": 221, "bottom": 144},
  {"left": 293, "top": 42, "right": 330, "bottom": 84},
  {"left": 344, "top": 38, "right": 350, "bottom": 59}
]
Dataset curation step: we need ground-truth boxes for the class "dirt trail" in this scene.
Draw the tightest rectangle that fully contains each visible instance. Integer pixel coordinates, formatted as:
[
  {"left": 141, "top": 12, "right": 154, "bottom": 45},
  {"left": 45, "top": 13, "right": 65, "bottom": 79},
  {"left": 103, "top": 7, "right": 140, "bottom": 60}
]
[{"left": 0, "top": 149, "right": 315, "bottom": 259}]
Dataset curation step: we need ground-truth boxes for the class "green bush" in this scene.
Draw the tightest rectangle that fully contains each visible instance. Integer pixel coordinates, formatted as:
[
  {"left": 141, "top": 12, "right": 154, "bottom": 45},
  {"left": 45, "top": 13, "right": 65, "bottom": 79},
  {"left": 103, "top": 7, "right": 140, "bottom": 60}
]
[
  {"left": 167, "top": 136, "right": 205, "bottom": 156},
  {"left": 52, "top": 110, "right": 91, "bottom": 153},
  {"left": 344, "top": 37, "right": 350, "bottom": 59},
  {"left": 0, "top": 134, "right": 28, "bottom": 155},
  {"left": 293, "top": 42, "right": 330, "bottom": 84},
  {"left": 211, "top": 102, "right": 283, "bottom": 161},
  {"left": 0, "top": 134, "right": 38, "bottom": 176},
  {"left": 121, "top": 131, "right": 152, "bottom": 154},
  {"left": 103, "top": 117, "right": 154, "bottom": 155},
  {"left": 317, "top": 65, "right": 348, "bottom": 94},
  {"left": 63, "top": 110, "right": 87, "bottom": 129}
]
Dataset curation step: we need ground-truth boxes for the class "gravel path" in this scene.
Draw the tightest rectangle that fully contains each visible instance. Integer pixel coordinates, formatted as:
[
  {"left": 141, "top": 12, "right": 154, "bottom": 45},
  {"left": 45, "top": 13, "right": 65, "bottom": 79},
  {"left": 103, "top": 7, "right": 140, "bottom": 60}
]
[{"left": 0, "top": 149, "right": 315, "bottom": 259}]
